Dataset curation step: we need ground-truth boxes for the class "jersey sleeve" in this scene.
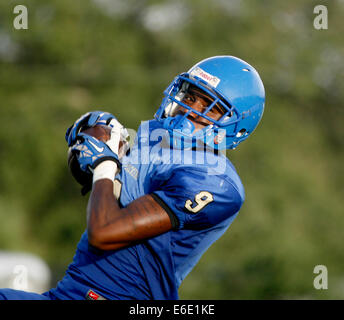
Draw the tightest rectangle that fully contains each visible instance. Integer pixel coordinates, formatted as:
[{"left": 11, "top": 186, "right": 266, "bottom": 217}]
[{"left": 151, "top": 167, "right": 244, "bottom": 230}]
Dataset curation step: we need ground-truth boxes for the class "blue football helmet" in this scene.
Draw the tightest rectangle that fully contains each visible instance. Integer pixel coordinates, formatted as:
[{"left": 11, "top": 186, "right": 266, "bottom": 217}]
[{"left": 154, "top": 55, "right": 265, "bottom": 150}]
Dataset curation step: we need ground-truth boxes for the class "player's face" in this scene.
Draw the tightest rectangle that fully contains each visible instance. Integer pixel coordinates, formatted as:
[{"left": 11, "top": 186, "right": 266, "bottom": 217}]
[{"left": 176, "top": 86, "right": 226, "bottom": 132}]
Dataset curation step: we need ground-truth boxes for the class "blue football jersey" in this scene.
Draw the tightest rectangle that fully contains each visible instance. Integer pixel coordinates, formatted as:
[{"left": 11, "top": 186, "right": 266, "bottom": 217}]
[{"left": 48, "top": 119, "right": 245, "bottom": 300}]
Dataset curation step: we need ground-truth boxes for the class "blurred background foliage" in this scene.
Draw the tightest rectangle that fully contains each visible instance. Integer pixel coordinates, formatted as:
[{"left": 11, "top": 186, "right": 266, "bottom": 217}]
[{"left": 0, "top": 0, "right": 343, "bottom": 299}]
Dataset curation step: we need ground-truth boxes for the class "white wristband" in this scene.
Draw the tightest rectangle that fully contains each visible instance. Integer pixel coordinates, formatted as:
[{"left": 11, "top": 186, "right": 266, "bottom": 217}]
[{"left": 92, "top": 160, "right": 118, "bottom": 184}]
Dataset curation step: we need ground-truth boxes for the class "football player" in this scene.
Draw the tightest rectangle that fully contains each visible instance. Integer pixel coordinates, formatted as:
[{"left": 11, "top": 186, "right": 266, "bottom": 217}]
[{"left": 0, "top": 55, "right": 265, "bottom": 300}]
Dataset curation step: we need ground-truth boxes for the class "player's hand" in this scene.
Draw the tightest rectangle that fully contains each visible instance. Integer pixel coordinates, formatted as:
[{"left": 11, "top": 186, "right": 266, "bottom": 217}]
[
  {"left": 65, "top": 111, "right": 116, "bottom": 147},
  {"left": 71, "top": 133, "right": 121, "bottom": 174}
]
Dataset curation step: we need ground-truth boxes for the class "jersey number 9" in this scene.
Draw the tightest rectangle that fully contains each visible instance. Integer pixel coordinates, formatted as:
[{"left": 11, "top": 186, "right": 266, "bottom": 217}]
[{"left": 185, "top": 191, "right": 214, "bottom": 213}]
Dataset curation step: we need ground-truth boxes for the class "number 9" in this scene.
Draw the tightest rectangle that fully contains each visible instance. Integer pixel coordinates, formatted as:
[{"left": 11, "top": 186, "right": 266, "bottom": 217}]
[{"left": 185, "top": 191, "right": 214, "bottom": 213}]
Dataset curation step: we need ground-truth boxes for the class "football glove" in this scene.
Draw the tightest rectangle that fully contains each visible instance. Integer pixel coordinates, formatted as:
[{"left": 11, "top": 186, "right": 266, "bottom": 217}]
[
  {"left": 65, "top": 111, "right": 116, "bottom": 147},
  {"left": 71, "top": 133, "right": 121, "bottom": 174}
]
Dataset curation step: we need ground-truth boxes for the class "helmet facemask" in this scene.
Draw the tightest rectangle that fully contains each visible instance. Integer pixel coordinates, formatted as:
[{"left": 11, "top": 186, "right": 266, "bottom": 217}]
[{"left": 156, "top": 74, "right": 239, "bottom": 150}]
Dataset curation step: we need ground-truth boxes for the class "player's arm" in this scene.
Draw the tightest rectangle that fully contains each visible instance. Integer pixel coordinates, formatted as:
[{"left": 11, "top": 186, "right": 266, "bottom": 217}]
[
  {"left": 87, "top": 177, "right": 172, "bottom": 250},
  {"left": 67, "top": 114, "right": 173, "bottom": 251}
]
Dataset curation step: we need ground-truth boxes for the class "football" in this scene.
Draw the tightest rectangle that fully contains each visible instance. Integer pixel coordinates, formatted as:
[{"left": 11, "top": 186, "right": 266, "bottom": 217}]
[{"left": 67, "top": 125, "right": 111, "bottom": 188}]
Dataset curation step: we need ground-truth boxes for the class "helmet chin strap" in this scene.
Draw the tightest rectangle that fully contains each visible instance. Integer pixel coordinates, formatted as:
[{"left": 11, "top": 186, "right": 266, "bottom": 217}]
[
  {"left": 163, "top": 114, "right": 196, "bottom": 135},
  {"left": 162, "top": 114, "right": 219, "bottom": 150}
]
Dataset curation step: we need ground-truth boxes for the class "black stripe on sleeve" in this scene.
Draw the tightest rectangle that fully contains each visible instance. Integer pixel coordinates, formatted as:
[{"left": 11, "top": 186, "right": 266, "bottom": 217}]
[{"left": 151, "top": 193, "right": 180, "bottom": 230}]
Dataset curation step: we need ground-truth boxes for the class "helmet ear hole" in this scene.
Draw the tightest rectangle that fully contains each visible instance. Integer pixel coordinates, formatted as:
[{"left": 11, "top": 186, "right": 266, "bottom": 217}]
[{"left": 236, "top": 128, "right": 247, "bottom": 138}]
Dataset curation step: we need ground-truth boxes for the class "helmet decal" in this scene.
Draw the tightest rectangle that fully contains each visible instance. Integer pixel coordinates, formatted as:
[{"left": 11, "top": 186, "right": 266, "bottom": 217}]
[{"left": 190, "top": 67, "right": 221, "bottom": 88}]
